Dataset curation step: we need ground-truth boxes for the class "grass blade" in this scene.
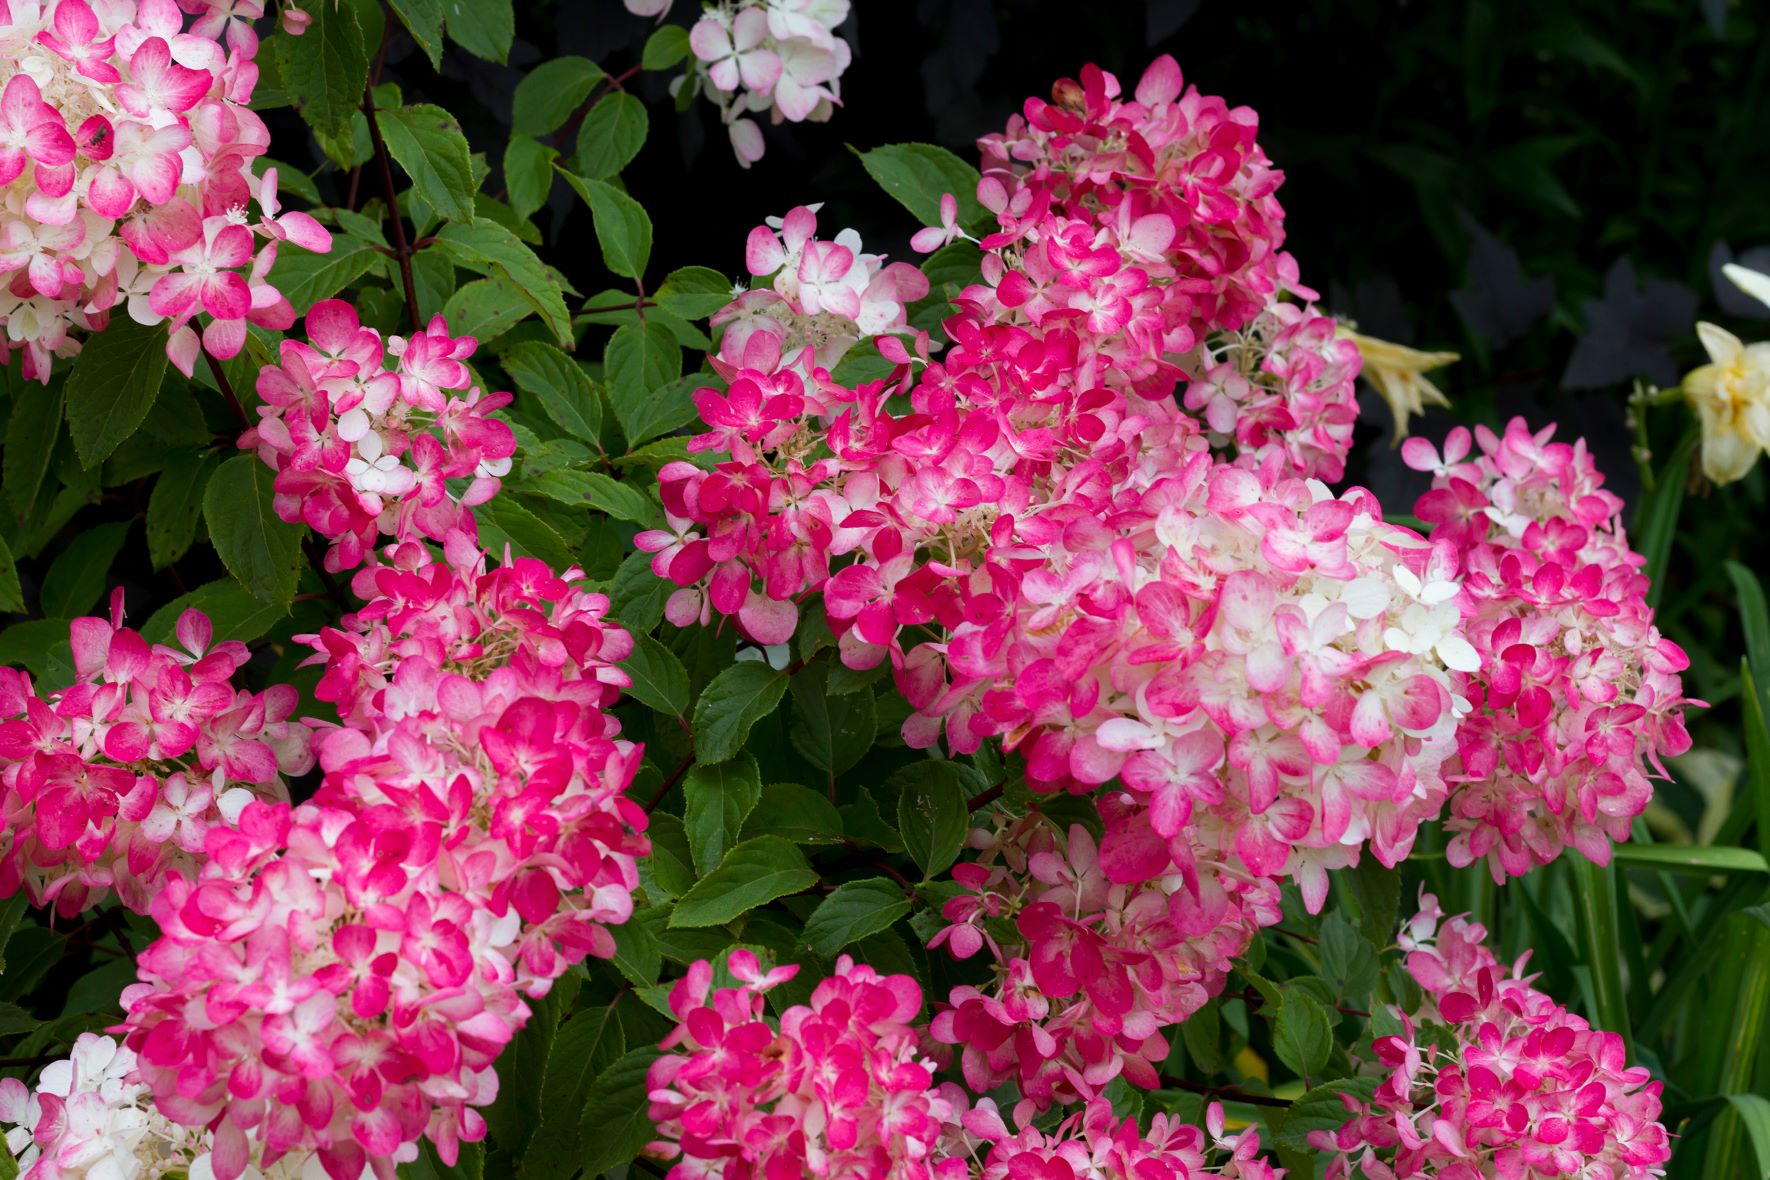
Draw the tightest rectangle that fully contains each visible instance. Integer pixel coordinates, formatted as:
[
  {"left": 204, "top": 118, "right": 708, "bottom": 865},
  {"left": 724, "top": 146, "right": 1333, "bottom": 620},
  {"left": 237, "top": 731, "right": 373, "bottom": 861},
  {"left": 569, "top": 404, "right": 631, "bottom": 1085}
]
[{"left": 1568, "top": 855, "right": 1631, "bottom": 1046}]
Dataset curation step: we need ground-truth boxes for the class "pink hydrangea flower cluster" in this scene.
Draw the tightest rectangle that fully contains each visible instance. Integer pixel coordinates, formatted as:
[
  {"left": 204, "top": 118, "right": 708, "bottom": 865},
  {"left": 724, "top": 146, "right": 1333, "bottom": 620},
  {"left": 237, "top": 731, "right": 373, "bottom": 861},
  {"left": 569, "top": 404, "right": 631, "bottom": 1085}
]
[
  {"left": 927, "top": 814, "right": 1275, "bottom": 1106},
  {"left": 0, "top": 1032, "right": 360, "bottom": 1180},
  {"left": 640, "top": 56, "right": 1365, "bottom": 750},
  {"left": 1403, "top": 420, "right": 1696, "bottom": 880},
  {"left": 683, "top": 0, "right": 851, "bottom": 166},
  {"left": 646, "top": 950, "right": 956, "bottom": 1178},
  {"left": 0, "top": 0, "right": 330, "bottom": 380},
  {"left": 241, "top": 301, "right": 517, "bottom": 573},
  {"left": 645, "top": 950, "right": 1282, "bottom": 1180},
  {"left": 948, "top": 1096, "right": 1281, "bottom": 1180},
  {"left": 0, "top": 591, "right": 310, "bottom": 918},
  {"left": 1312, "top": 895, "right": 1671, "bottom": 1179},
  {"left": 116, "top": 532, "right": 646, "bottom": 1180}
]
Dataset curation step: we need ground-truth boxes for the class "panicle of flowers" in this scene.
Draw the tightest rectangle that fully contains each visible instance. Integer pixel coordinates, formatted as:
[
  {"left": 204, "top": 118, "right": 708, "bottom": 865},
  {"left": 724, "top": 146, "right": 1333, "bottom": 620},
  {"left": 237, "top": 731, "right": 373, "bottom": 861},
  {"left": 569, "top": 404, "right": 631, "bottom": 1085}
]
[
  {"left": 678, "top": 0, "right": 852, "bottom": 167},
  {"left": 645, "top": 949, "right": 1283, "bottom": 1180},
  {"left": 241, "top": 300, "right": 517, "bottom": 573},
  {"left": 0, "top": 1031, "right": 359, "bottom": 1180},
  {"left": 117, "top": 531, "right": 647, "bottom": 1180},
  {"left": 0, "top": 590, "right": 311, "bottom": 918},
  {"left": 646, "top": 950, "right": 957, "bottom": 1178},
  {"left": 1403, "top": 419, "right": 1695, "bottom": 881},
  {"left": 949, "top": 1094, "right": 1282, "bottom": 1180},
  {"left": 0, "top": 0, "right": 332, "bottom": 381},
  {"left": 1312, "top": 894, "right": 1671, "bottom": 1179},
  {"left": 927, "top": 812, "right": 1275, "bottom": 1107}
]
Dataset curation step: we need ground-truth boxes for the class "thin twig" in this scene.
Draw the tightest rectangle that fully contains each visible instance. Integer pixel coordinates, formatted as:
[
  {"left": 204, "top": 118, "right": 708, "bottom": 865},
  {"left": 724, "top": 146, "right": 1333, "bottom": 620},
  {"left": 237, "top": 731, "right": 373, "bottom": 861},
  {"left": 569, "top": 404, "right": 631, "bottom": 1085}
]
[
  {"left": 361, "top": 83, "right": 422, "bottom": 332},
  {"left": 967, "top": 781, "right": 1005, "bottom": 812},
  {"left": 1159, "top": 1074, "right": 1293, "bottom": 1109},
  {"left": 204, "top": 352, "right": 250, "bottom": 432},
  {"left": 646, "top": 750, "right": 696, "bottom": 811}
]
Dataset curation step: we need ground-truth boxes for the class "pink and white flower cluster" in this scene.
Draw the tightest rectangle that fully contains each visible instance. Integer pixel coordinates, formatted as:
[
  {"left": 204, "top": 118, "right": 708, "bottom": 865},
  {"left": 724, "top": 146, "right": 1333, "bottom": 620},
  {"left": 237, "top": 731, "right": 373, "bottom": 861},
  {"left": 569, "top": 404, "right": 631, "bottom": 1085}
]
[
  {"left": 683, "top": 0, "right": 851, "bottom": 166},
  {"left": 0, "top": 1032, "right": 356, "bottom": 1180},
  {"left": 645, "top": 949, "right": 1282, "bottom": 1180},
  {"left": 929, "top": 815, "right": 1275, "bottom": 1107},
  {"left": 0, "top": 0, "right": 330, "bottom": 380},
  {"left": 115, "top": 532, "right": 646, "bottom": 1180},
  {"left": 241, "top": 300, "right": 517, "bottom": 573},
  {"left": 0, "top": 590, "right": 310, "bottom": 919},
  {"left": 1403, "top": 420, "right": 1696, "bottom": 880},
  {"left": 1312, "top": 895, "right": 1671, "bottom": 1178},
  {"left": 640, "top": 54, "right": 1360, "bottom": 691}
]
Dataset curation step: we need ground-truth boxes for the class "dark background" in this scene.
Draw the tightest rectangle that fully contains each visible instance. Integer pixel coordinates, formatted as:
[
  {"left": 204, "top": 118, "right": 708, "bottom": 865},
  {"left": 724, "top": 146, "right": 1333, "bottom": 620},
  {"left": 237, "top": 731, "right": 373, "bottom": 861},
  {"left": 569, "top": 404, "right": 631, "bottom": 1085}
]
[{"left": 358, "top": 0, "right": 1770, "bottom": 517}]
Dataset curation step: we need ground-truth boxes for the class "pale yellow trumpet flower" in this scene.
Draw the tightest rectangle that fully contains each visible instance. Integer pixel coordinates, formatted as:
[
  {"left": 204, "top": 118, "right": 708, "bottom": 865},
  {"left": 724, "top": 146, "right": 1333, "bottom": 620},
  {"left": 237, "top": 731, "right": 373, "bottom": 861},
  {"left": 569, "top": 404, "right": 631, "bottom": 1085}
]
[{"left": 1336, "top": 327, "right": 1460, "bottom": 443}]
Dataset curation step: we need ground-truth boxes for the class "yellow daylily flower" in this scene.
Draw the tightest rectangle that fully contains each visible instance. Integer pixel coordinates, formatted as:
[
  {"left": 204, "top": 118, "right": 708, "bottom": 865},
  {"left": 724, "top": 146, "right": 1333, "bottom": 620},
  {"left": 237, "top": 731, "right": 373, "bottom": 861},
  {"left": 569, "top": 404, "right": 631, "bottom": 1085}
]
[
  {"left": 1336, "top": 327, "right": 1460, "bottom": 442},
  {"left": 1682, "top": 321, "right": 1770, "bottom": 484}
]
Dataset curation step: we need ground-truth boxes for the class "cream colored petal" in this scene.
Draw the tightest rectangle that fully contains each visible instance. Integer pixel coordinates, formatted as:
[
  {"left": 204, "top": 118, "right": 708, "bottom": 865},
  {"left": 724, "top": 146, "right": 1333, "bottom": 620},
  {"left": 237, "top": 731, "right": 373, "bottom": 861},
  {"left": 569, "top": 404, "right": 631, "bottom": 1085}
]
[
  {"left": 1696, "top": 321, "right": 1744, "bottom": 368},
  {"left": 1698, "top": 412, "right": 1762, "bottom": 484},
  {"left": 1723, "top": 262, "right": 1770, "bottom": 312}
]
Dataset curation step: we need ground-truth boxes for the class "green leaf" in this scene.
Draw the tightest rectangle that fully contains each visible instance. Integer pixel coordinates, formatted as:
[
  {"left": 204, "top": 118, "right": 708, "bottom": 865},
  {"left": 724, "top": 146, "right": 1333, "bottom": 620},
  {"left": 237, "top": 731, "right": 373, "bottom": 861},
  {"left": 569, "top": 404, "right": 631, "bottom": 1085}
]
[
  {"left": 623, "top": 634, "right": 690, "bottom": 718},
  {"left": 1730, "top": 560, "right": 1770, "bottom": 710},
  {"left": 387, "top": 0, "right": 444, "bottom": 67},
  {"left": 853, "top": 142, "right": 987, "bottom": 228},
  {"left": 1717, "top": 1093, "right": 1770, "bottom": 1180},
  {"left": 267, "top": 236, "right": 384, "bottom": 310},
  {"left": 610, "top": 910, "right": 664, "bottom": 987},
  {"left": 39, "top": 522, "right": 129, "bottom": 618},
  {"left": 657, "top": 266, "right": 736, "bottom": 320},
  {"left": 512, "top": 56, "right": 605, "bottom": 137},
  {"left": 789, "top": 662, "right": 876, "bottom": 775},
  {"left": 203, "top": 455, "right": 302, "bottom": 607},
  {"left": 605, "top": 322, "right": 684, "bottom": 446},
  {"left": 802, "top": 878, "right": 913, "bottom": 959},
  {"left": 573, "top": 176, "right": 652, "bottom": 279},
  {"left": 1274, "top": 1078, "right": 1379, "bottom": 1154},
  {"left": 576, "top": 93, "right": 649, "bottom": 180},
  {"left": 5, "top": 385, "right": 63, "bottom": 517},
  {"left": 642, "top": 24, "right": 691, "bottom": 69},
  {"left": 643, "top": 813, "right": 696, "bottom": 900},
  {"left": 671, "top": 836, "right": 816, "bottom": 927},
  {"left": 145, "top": 454, "right": 218, "bottom": 570},
  {"left": 377, "top": 104, "right": 477, "bottom": 223},
  {"left": 445, "top": 0, "right": 513, "bottom": 62},
  {"left": 475, "top": 496, "right": 575, "bottom": 569},
  {"left": 1744, "top": 663, "right": 1770, "bottom": 872},
  {"left": 576, "top": 1046, "right": 663, "bottom": 1176},
  {"left": 611, "top": 547, "right": 669, "bottom": 633},
  {"left": 743, "top": 782, "right": 844, "bottom": 844},
  {"left": 440, "top": 276, "right": 531, "bottom": 343},
  {"left": 693, "top": 661, "right": 789, "bottom": 765},
  {"left": 1609, "top": 842, "right": 1769, "bottom": 874},
  {"left": 434, "top": 220, "right": 572, "bottom": 346},
  {"left": 504, "top": 135, "right": 558, "bottom": 222},
  {"left": 503, "top": 341, "right": 602, "bottom": 443},
  {"left": 1568, "top": 855, "right": 1631, "bottom": 1047},
  {"left": 522, "top": 1006, "right": 626, "bottom": 1178},
  {"left": 1344, "top": 854, "right": 1402, "bottom": 951},
  {"left": 1272, "top": 988, "right": 1333, "bottom": 1080},
  {"left": 140, "top": 580, "right": 289, "bottom": 646},
  {"left": 1181, "top": 998, "right": 1222, "bottom": 1074},
  {"left": 1634, "top": 430, "right": 1697, "bottom": 608},
  {"left": 683, "top": 753, "right": 764, "bottom": 874},
  {"left": 0, "top": 620, "right": 73, "bottom": 678},
  {"left": 893, "top": 762, "right": 970, "bottom": 880},
  {"left": 1317, "top": 913, "right": 1380, "bottom": 999},
  {"left": 286, "top": 0, "right": 373, "bottom": 138},
  {"left": 63, "top": 317, "right": 169, "bottom": 468},
  {"left": 0, "top": 538, "right": 21, "bottom": 615}
]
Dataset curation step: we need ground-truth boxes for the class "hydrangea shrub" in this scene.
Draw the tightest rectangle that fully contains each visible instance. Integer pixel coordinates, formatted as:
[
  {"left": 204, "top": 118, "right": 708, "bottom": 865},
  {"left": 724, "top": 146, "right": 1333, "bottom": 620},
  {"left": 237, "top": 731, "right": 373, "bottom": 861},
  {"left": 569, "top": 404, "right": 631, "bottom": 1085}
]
[{"left": 0, "top": 4, "right": 1761, "bottom": 1180}]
